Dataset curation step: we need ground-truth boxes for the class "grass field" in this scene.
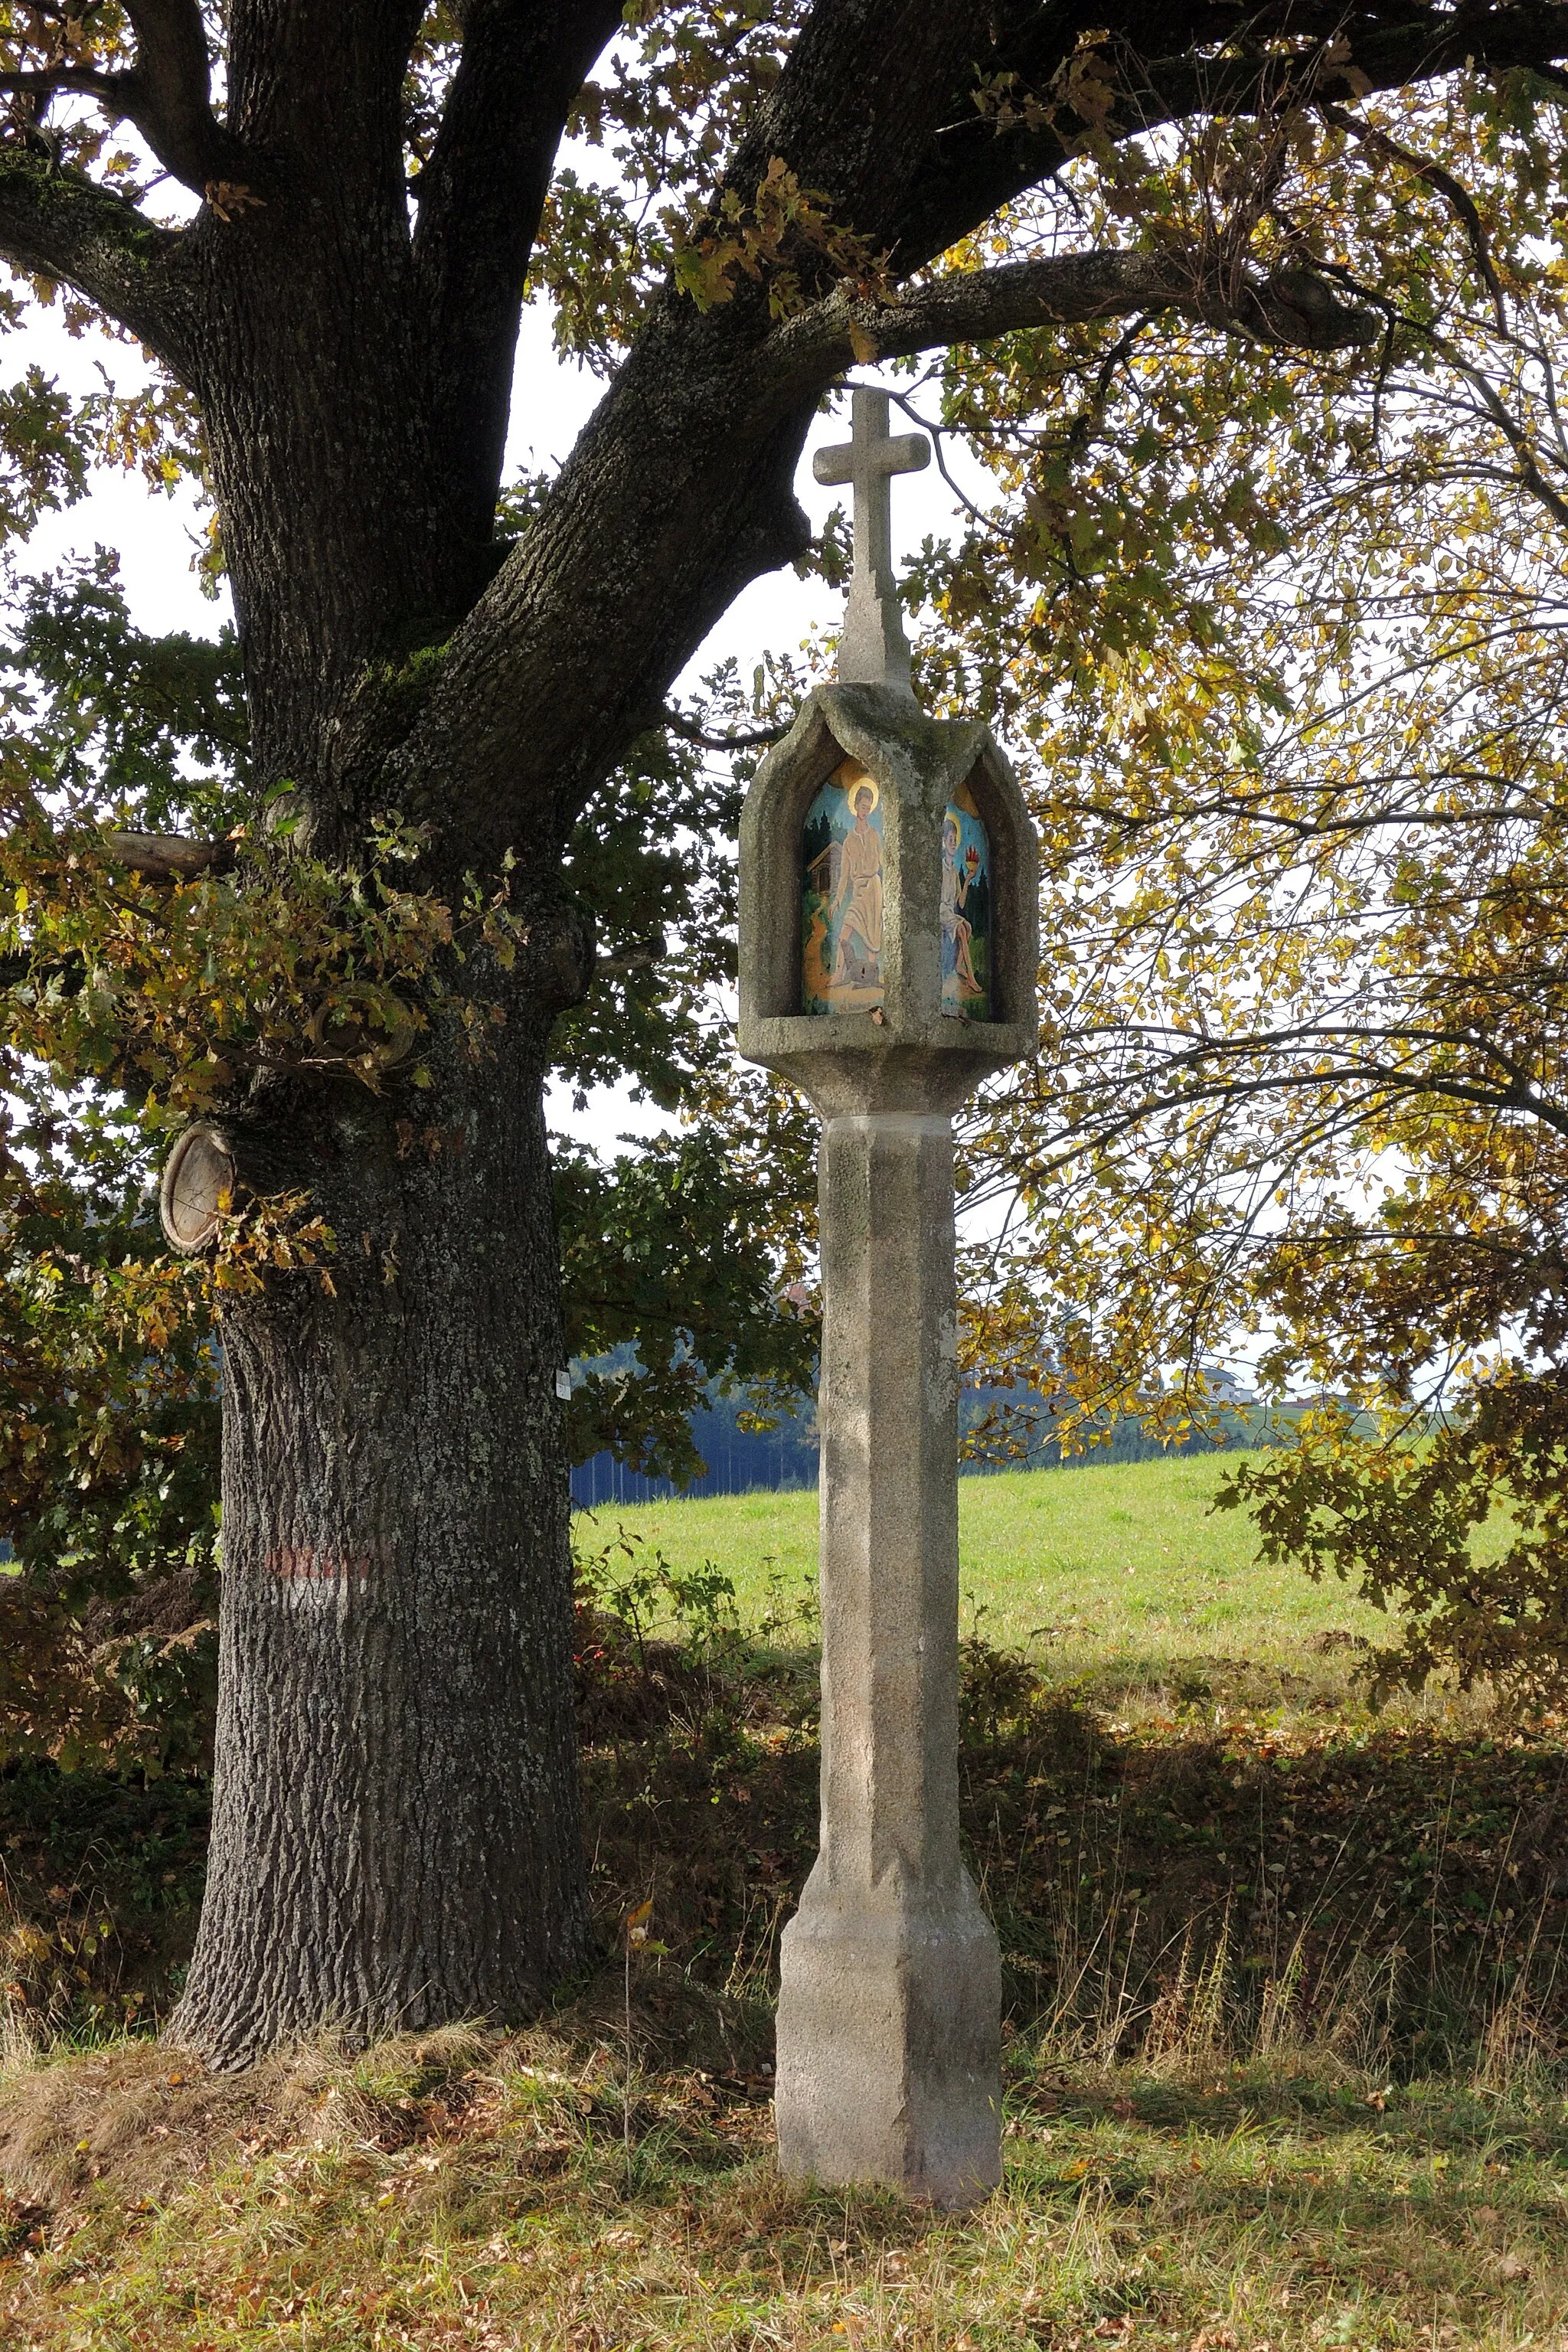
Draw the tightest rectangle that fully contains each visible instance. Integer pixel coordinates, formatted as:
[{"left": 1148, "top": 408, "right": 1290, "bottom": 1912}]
[
  {"left": 8, "top": 1454, "right": 1568, "bottom": 2349},
  {"left": 572, "top": 1454, "right": 1389, "bottom": 1671}
]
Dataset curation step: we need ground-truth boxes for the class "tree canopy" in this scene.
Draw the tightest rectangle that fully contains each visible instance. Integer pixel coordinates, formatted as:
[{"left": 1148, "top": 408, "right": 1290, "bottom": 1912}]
[{"left": 869, "top": 65, "right": 1568, "bottom": 1707}]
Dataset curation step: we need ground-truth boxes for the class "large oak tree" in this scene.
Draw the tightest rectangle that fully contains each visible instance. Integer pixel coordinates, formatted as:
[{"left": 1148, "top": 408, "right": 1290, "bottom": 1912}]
[{"left": 2, "top": 0, "right": 1564, "bottom": 2065}]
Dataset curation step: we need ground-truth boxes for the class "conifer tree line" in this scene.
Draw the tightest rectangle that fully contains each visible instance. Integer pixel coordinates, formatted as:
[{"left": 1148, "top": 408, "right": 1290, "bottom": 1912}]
[{"left": 0, "top": 2, "right": 1566, "bottom": 2057}]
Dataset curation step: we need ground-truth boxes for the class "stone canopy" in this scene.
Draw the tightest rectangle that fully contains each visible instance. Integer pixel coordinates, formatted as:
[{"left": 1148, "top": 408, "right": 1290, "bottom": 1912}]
[{"left": 737, "top": 678, "right": 1039, "bottom": 1116}]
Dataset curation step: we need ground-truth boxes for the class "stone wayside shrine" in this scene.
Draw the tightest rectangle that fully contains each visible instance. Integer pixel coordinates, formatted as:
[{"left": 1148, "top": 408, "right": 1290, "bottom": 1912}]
[{"left": 737, "top": 390, "right": 1039, "bottom": 2206}]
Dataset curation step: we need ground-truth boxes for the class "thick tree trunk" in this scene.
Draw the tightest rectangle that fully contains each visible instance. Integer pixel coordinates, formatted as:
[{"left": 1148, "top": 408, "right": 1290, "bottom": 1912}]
[
  {"left": 170, "top": 995, "right": 588, "bottom": 2064},
  {"left": 150, "top": 158, "right": 609, "bottom": 2060}
]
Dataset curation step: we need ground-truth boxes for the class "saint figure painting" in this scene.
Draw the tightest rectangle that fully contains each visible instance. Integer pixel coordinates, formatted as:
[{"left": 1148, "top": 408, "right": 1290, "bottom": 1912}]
[
  {"left": 940, "top": 776, "right": 991, "bottom": 1020},
  {"left": 802, "top": 758, "right": 885, "bottom": 1013}
]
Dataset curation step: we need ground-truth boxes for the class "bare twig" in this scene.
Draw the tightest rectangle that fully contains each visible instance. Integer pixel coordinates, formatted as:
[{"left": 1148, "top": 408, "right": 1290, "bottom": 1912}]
[{"left": 655, "top": 707, "right": 787, "bottom": 752}]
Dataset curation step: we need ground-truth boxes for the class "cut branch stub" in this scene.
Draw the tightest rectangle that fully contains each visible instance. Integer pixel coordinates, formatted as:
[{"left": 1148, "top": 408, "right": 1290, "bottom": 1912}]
[
  {"left": 160, "top": 1122, "right": 237, "bottom": 1253},
  {"left": 109, "top": 832, "right": 236, "bottom": 883}
]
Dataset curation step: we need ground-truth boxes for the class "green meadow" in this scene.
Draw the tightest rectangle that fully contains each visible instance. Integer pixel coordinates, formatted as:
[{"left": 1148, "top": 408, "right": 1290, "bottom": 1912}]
[{"left": 573, "top": 1452, "right": 1390, "bottom": 1681}]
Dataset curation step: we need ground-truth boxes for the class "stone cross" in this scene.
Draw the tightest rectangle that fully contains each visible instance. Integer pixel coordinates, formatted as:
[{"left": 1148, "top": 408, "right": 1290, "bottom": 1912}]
[{"left": 813, "top": 386, "right": 929, "bottom": 694}]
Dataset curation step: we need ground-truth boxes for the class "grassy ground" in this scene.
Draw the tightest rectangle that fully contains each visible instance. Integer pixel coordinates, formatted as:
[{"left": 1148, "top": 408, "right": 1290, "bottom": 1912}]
[
  {"left": 573, "top": 1455, "right": 1393, "bottom": 1663},
  {"left": 7, "top": 2027, "right": 1568, "bottom": 2350},
  {"left": 8, "top": 1457, "right": 1568, "bottom": 2348}
]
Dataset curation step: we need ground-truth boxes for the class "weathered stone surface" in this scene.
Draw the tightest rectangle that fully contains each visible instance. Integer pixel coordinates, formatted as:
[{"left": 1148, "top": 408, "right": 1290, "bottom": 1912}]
[
  {"left": 773, "top": 1109, "right": 1001, "bottom": 2204},
  {"left": 776, "top": 1887, "right": 1002, "bottom": 2204},
  {"left": 811, "top": 390, "right": 929, "bottom": 697},
  {"left": 737, "top": 683, "right": 1038, "bottom": 1116},
  {"left": 737, "top": 430, "right": 1037, "bottom": 2210}
]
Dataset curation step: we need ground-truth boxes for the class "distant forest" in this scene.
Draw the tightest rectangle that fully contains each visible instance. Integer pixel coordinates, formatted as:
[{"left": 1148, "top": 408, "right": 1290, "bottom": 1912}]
[{"left": 568, "top": 1355, "right": 1285, "bottom": 1508}]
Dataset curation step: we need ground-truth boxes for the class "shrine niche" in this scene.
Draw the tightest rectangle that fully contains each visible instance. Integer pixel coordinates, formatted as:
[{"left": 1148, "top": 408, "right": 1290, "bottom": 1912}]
[
  {"left": 740, "top": 689, "right": 1035, "bottom": 1111},
  {"left": 802, "top": 758, "right": 885, "bottom": 1013},
  {"left": 941, "top": 776, "right": 989, "bottom": 1021}
]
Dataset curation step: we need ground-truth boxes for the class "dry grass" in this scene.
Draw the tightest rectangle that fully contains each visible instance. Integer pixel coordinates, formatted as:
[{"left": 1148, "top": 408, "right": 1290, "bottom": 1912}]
[
  {"left": 8, "top": 2015, "right": 1568, "bottom": 2347},
  {"left": 0, "top": 2024, "right": 498, "bottom": 2214},
  {"left": 11, "top": 1668, "right": 1568, "bottom": 2349}
]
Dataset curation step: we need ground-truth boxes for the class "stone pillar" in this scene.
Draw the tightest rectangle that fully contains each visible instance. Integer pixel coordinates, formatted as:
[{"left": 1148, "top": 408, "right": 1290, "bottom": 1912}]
[
  {"left": 737, "top": 658, "right": 1037, "bottom": 2201},
  {"left": 773, "top": 1108, "right": 1001, "bottom": 2207}
]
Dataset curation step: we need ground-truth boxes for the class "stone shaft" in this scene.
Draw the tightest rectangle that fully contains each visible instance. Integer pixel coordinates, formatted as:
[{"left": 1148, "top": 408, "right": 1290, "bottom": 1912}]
[{"left": 775, "top": 1111, "right": 1001, "bottom": 2207}]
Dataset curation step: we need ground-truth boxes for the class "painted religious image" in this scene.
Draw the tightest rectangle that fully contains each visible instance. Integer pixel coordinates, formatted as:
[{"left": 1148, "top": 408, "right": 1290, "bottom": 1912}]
[
  {"left": 802, "top": 758, "right": 886, "bottom": 1013},
  {"left": 940, "top": 777, "right": 991, "bottom": 1020}
]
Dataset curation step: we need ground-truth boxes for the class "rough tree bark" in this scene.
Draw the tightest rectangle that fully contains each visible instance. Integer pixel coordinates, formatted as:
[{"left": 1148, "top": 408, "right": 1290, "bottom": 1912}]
[
  {"left": 182, "top": 972, "right": 590, "bottom": 2057},
  {"left": 0, "top": 0, "right": 1559, "bottom": 2063}
]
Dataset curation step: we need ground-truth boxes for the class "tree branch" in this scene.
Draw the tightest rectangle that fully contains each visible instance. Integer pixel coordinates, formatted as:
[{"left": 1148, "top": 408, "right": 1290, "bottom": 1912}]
[
  {"left": 0, "top": 158, "right": 186, "bottom": 364},
  {"left": 106, "top": 831, "right": 236, "bottom": 882},
  {"left": 369, "top": 5, "right": 1195, "bottom": 871},
  {"left": 654, "top": 707, "right": 789, "bottom": 752},
  {"left": 120, "top": 0, "right": 254, "bottom": 194},
  {"left": 720, "top": 0, "right": 999, "bottom": 257},
  {"left": 1326, "top": 268, "right": 1568, "bottom": 535},
  {"left": 0, "top": 0, "right": 246, "bottom": 356},
  {"left": 0, "top": 67, "right": 130, "bottom": 114},
  {"left": 1318, "top": 99, "right": 1510, "bottom": 337},
  {"left": 374, "top": 247, "right": 1372, "bottom": 875},
  {"left": 769, "top": 250, "right": 1383, "bottom": 378},
  {"left": 894, "top": 2, "right": 1568, "bottom": 270},
  {"left": 374, "top": 0, "right": 1549, "bottom": 880},
  {"left": 1427, "top": 338, "right": 1568, "bottom": 532},
  {"left": 0, "top": 4, "right": 253, "bottom": 194},
  {"left": 412, "top": 0, "right": 625, "bottom": 555}
]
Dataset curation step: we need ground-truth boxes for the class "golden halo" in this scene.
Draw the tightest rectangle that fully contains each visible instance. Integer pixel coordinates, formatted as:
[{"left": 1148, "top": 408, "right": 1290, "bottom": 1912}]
[{"left": 834, "top": 761, "right": 879, "bottom": 815}]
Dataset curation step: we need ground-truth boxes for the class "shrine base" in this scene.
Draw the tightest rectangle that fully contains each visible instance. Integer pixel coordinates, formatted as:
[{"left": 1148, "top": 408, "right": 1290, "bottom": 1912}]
[{"left": 773, "top": 1870, "right": 1001, "bottom": 2208}]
